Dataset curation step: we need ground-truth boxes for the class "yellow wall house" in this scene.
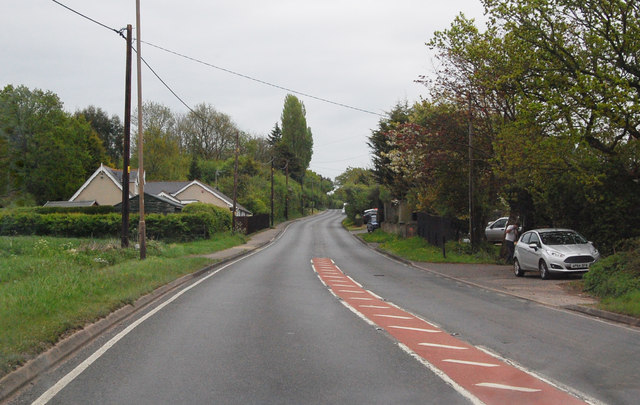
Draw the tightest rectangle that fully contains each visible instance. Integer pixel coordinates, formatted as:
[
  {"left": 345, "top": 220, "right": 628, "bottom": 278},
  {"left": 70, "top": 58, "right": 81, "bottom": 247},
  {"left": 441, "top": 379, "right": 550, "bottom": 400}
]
[{"left": 68, "top": 164, "right": 251, "bottom": 216}]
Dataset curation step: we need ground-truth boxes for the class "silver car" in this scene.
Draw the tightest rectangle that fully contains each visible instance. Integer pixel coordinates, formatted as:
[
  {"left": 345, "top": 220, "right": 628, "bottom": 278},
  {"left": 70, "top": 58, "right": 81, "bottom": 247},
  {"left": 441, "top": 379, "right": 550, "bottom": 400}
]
[
  {"left": 513, "top": 229, "right": 600, "bottom": 279},
  {"left": 485, "top": 217, "right": 509, "bottom": 242}
]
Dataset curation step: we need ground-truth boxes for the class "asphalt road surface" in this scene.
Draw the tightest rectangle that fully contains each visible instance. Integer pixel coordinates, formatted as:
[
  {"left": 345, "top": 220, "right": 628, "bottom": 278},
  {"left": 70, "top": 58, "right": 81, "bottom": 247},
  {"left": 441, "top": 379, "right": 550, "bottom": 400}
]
[{"left": 10, "top": 210, "right": 640, "bottom": 404}]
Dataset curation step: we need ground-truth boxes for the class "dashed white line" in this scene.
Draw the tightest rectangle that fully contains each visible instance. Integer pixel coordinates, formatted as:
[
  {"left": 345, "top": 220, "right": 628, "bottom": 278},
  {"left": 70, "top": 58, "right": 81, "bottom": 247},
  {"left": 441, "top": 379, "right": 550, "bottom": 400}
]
[
  {"left": 475, "top": 383, "right": 541, "bottom": 393},
  {"left": 443, "top": 359, "right": 500, "bottom": 368},
  {"left": 388, "top": 325, "right": 441, "bottom": 333},
  {"left": 374, "top": 314, "right": 413, "bottom": 320},
  {"left": 418, "top": 343, "right": 468, "bottom": 350}
]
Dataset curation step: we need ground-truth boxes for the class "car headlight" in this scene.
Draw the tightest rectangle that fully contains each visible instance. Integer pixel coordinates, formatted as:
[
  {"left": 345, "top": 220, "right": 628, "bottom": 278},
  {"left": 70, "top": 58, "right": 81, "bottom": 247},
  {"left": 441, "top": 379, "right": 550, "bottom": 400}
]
[{"left": 548, "top": 250, "right": 565, "bottom": 258}]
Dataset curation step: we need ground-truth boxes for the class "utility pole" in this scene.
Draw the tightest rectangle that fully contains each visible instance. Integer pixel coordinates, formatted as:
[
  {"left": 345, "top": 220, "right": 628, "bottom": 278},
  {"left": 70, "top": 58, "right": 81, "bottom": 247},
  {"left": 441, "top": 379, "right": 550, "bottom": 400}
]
[
  {"left": 270, "top": 159, "right": 274, "bottom": 227},
  {"left": 232, "top": 130, "right": 239, "bottom": 233},
  {"left": 136, "top": 0, "right": 146, "bottom": 259},
  {"left": 468, "top": 91, "right": 474, "bottom": 247},
  {"left": 285, "top": 161, "right": 289, "bottom": 220},
  {"left": 121, "top": 24, "right": 132, "bottom": 248}
]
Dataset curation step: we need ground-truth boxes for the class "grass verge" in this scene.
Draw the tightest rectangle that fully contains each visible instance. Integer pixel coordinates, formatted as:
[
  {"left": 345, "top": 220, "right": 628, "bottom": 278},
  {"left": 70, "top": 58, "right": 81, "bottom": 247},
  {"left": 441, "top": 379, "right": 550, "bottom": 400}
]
[
  {"left": 0, "top": 233, "right": 246, "bottom": 378},
  {"left": 361, "top": 229, "right": 499, "bottom": 264}
]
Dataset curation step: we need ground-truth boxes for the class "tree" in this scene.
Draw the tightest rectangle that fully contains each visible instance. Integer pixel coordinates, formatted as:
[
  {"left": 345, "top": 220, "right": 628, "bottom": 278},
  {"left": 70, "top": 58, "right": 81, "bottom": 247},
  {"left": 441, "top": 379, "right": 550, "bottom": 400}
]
[
  {"left": 132, "top": 101, "right": 187, "bottom": 180},
  {"left": 0, "top": 85, "right": 108, "bottom": 205},
  {"left": 76, "top": 106, "right": 123, "bottom": 166},
  {"left": 177, "top": 103, "right": 239, "bottom": 161},
  {"left": 280, "top": 94, "right": 313, "bottom": 180},
  {"left": 367, "top": 101, "right": 412, "bottom": 198}
]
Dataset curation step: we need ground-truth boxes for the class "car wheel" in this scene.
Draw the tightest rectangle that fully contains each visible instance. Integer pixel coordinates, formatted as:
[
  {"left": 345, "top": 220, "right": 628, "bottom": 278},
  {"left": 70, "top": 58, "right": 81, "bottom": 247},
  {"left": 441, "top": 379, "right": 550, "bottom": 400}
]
[
  {"left": 539, "top": 260, "right": 551, "bottom": 280},
  {"left": 514, "top": 259, "right": 524, "bottom": 277}
]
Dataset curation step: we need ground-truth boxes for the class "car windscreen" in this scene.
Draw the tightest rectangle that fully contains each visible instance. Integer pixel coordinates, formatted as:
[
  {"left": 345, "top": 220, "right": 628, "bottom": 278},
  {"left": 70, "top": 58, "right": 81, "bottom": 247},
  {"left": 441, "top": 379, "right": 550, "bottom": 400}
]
[{"left": 540, "top": 231, "right": 588, "bottom": 245}]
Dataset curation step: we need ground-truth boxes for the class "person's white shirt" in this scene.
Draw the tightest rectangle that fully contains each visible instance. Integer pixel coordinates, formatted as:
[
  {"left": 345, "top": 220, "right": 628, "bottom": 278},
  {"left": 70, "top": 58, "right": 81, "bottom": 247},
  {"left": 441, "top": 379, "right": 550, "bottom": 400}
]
[{"left": 505, "top": 224, "right": 518, "bottom": 242}]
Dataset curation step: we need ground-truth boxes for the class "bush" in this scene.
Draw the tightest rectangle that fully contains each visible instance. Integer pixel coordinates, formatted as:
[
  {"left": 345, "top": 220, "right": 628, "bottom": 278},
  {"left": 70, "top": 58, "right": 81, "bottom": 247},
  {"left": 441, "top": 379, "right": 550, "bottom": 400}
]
[
  {"left": 0, "top": 208, "right": 232, "bottom": 242},
  {"left": 583, "top": 238, "right": 640, "bottom": 298}
]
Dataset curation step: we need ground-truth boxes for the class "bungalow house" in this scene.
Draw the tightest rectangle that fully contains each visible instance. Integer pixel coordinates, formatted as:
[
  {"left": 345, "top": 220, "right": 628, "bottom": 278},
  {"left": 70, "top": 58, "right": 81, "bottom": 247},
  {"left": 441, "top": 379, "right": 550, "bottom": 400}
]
[{"left": 67, "top": 164, "right": 251, "bottom": 216}]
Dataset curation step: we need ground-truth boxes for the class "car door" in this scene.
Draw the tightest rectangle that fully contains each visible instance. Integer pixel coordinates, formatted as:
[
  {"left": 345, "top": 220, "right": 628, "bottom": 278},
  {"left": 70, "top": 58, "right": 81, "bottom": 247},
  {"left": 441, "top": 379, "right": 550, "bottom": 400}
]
[
  {"left": 486, "top": 218, "right": 508, "bottom": 242},
  {"left": 521, "top": 232, "right": 542, "bottom": 270}
]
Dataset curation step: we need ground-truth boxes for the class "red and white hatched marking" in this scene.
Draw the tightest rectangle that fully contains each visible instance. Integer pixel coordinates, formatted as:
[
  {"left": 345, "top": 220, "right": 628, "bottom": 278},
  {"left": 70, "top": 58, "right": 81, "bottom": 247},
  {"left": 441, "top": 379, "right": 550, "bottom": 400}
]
[{"left": 311, "top": 258, "right": 590, "bottom": 405}]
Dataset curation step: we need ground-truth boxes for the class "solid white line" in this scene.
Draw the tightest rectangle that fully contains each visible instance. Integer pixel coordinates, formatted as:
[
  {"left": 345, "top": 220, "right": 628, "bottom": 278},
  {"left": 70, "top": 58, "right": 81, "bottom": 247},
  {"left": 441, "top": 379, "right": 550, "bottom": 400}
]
[
  {"left": 442, "top": 359, "right": 500, "bottom": 368},
  {"left": 397, "top": 344, "right": 484, "bottom": 405},
  {"left": 419, "top": 343, "right": 468, "bottom": 350},
  {"left": 475, "top": 382, "right": 541, "bottom": 393},
  {"left": 388, "top": 325, "right": 441, "bottom": 333},
  {"left": 374, "top": 314, "right": 413, "bottom": 320},
  {"left": 33, "top": 227, "right": 286, "bottom": 405}
]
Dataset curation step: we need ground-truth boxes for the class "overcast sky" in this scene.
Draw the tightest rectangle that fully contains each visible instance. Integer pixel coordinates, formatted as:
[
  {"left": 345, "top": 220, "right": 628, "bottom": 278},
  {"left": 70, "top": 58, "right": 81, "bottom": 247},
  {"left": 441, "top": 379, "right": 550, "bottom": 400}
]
[{"left": 2, "top": 0, "right": 486, "bottom": 180}]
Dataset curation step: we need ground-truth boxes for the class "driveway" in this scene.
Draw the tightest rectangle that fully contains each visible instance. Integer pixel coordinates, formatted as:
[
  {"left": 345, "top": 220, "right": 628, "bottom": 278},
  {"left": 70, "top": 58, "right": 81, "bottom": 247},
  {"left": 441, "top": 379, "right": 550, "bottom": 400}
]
[{"left": 410, "top": 262, "right": 597, "bottom": 307}]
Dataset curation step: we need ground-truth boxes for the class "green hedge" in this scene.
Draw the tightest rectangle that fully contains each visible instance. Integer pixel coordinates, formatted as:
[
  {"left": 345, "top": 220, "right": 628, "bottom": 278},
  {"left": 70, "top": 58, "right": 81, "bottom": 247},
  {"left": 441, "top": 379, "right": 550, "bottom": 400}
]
[{"left": 0, "top": 208, "right": 231, "bottom": 241}]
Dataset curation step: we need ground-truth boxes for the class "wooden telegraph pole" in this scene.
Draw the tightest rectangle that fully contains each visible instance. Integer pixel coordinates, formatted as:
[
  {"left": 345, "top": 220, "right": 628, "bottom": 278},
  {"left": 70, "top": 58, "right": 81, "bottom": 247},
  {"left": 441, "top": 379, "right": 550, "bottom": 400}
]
[
  {"left": 136, "top": 0, "right": 146, "bottom": 259},
  {"left": 121, "top": 24, "right": 132, "bottom": 248},
  {"left": 232, "top": 130, "right": 239, "bottom": 233}
]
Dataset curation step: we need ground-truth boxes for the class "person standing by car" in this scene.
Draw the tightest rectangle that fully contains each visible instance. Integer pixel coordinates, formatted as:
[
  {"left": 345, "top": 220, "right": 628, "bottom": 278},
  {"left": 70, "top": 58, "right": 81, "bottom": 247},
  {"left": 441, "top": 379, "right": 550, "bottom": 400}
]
[{"left": 504, "top": 220, "right": 520, "bottom": 264}]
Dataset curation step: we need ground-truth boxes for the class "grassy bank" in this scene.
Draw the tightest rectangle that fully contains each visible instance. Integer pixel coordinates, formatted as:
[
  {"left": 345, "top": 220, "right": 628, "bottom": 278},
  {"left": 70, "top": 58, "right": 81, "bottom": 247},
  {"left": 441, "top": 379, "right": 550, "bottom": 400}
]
[
  {"left": 0, "top": 233, "right": 245, "bottom": 377},
  {"left": 361, "top": 229, "right": 499, "bottom": 264},
  {"left": 583, "top": 238, "right": 640, "bottom": 317}
]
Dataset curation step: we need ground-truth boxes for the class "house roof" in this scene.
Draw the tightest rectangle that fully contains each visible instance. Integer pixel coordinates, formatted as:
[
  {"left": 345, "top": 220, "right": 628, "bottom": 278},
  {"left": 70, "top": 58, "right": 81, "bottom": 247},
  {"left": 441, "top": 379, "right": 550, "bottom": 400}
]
[
  {"left": 105, "top": 166, "right": 139, "bottom": 184},
  {"left": 146, "top": 180, "right": 251, "bottom": 215},
  {"left": 69, "top": 163, "right": 139, "bottom": 202},
  {"left": 44, "top": 200, "right": 98, "bottom": 207}
]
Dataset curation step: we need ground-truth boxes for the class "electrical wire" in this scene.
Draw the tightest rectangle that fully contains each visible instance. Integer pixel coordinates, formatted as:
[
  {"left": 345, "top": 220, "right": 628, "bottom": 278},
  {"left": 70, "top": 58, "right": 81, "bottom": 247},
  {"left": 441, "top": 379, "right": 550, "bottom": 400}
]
[
  {"left": 140, "top": 41, "right": 386, "bottom": 118},
  {"left": 51, "top": 0, "right": 386, "bottom": 119}
]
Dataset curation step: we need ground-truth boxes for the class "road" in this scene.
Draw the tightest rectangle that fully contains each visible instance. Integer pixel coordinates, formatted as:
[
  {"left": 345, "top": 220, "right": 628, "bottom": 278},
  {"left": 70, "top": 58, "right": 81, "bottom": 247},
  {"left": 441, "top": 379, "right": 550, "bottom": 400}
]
[{"left": 10, "top": 210, "right": 640, "bottom": 404}]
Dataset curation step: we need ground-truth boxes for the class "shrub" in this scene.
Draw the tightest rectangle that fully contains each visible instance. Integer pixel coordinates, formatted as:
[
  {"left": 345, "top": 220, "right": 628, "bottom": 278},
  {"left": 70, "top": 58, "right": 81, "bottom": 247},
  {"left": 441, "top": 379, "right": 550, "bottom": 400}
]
[
  {"left": 583, "top": 238, "right": 640, "bottom": 298},
  {"left": 0, "top": 208, "right": 231, "bottom": 241}
]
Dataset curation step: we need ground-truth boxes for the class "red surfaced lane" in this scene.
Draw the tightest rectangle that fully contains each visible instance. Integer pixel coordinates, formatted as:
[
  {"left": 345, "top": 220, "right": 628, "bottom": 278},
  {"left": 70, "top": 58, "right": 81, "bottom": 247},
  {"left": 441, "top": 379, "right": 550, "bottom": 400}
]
[{"left": 311, "top": 258, "right": 587, "bottom": 405}]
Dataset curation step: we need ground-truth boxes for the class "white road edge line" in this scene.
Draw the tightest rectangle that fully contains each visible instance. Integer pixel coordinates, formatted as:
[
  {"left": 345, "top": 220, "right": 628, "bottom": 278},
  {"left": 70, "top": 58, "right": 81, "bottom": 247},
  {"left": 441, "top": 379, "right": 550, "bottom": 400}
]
[
  {"left": 34, "top": 226, "right": 290, "bottom": 405},
  {"left": 311, "top": 259, "right": 484, "bottom": 405},
  {"left": 475, "top": 346, "right": 604, "bottom": 405}
]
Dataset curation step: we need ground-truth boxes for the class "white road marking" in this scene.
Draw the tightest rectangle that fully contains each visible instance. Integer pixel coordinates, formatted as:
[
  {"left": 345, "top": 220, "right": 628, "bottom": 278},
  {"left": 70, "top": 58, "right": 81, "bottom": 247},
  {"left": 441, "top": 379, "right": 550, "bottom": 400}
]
[
  {"left": 359, "top": 305, "right": 390, "bottom": 309},
  {"left": 443, "top": 359, "right": 500, "bottom": 368},
  {"left": 338, "top": 290, "right": 365, "bottom": 294},
  {"left": 475, "top": 382, "right": 541, "bottom": 393},
  {"left": 388, "top": 325, "right": 441, "bottom": 333},
  {"left": 347, "top": 297, "right": 374, "bottom": 300},
  {"left": 324, "top": 276, "right": 347, "bottom": 279},
  {"left": 374, "top": 314, "right": 413, "bottom": 320},
  {"left": 33, "top": 225, "right": 293, "bottom": 405},
  {"left": 419, "top": 343, "right": 468, "bottom": 350}
]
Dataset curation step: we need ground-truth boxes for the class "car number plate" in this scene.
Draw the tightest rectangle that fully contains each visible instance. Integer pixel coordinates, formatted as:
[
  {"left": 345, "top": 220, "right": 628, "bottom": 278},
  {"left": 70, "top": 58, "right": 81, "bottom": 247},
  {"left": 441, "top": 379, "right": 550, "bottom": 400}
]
[{"left": 571, "top": 263, "right": 589, "bottom": 269}]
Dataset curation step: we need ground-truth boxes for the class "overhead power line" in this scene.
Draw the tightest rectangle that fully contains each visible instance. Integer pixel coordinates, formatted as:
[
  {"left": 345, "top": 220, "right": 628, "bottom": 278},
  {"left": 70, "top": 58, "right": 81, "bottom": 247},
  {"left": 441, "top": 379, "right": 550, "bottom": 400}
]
[
  {"left": 141, "top": 41, "right": 386, "bottom": 117},
  {"left": 51, "top": 0, "right": 386, "bottom": 119}
]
